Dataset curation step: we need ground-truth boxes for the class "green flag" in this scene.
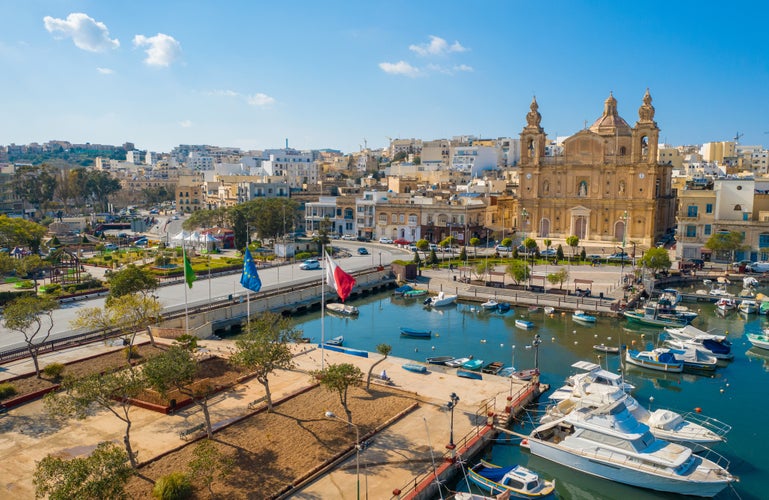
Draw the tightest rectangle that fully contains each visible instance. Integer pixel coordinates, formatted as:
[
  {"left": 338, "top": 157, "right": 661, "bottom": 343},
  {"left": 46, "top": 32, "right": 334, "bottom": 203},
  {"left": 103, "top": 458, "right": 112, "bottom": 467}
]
[{"left": 184, "top": 252, "right": 196, "bottom": 288}]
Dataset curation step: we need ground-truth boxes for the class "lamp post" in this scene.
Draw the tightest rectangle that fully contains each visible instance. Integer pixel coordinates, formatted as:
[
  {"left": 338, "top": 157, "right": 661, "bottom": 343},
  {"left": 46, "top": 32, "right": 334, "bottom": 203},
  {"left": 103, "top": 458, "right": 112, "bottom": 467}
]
[
  {"left": 532, "top": 334, "right": 542, "bottom": 371},
  {"left": 446, "top": 392, "right": 460, "bottom": 455},
  {"left": 621, "top": 210, "right": 628, "bottom": 280},
  {"left": 521, "top": 208, "right": 529, "bottom": 288},
  {"left": 325, "top": 411, "right": 362, "bottom": 500}
]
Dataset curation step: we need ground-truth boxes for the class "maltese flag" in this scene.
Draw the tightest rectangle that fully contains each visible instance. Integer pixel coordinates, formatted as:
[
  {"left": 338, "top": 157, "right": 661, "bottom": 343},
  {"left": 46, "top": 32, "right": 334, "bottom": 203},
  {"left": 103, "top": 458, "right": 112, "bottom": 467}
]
[{"left": 325, "top": 251, "right": 356, "bottom": 302}]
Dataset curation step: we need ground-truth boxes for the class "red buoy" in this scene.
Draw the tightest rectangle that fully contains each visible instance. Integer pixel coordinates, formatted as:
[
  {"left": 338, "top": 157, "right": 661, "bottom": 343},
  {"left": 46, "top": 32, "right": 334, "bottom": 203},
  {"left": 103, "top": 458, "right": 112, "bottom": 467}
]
[{"left": 695, "top": 407, "right": 702, "bottom": 413}]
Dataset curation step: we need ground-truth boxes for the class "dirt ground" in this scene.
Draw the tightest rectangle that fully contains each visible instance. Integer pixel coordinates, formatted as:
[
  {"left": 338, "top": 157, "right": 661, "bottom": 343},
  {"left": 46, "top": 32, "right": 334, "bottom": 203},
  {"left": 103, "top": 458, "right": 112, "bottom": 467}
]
[
  {"left": 1, "top": 344, "right": 166, "bottom": 403},
  {"left": 125, "top": 385, "right": 415, "bottom": 499}
]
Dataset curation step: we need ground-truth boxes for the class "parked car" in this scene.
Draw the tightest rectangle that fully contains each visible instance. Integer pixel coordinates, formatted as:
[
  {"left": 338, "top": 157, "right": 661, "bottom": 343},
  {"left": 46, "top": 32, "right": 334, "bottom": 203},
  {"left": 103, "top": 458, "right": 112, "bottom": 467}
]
[
  {"left": 357, "top": 248, "right": 369, "bottom": 255},
  {"left": 495, "top": 245, "right": 511, "bottom": 253},
  {"left": 378, "top": 237, "right": 393, "bottom": 244},
  {"left": 341, "top": 234, "right": 356, "bottom": 241},
  {"left": 607, "top": 252, "right": 630, "bottom": 261},
  {"left": 299, "top": 259, "right": 321, "bottom": 270},
  {"left": 541, "top": 248, "right": 557, "bottom": 256},
  {"left": 103, "top": 243, "right": 118, "bottom": 251},
  {"left": 393, "top": 238, "right": 411, "bottom": 246},
  {"left": 356, "top": 236, "right": 370, "bottom": 242},
  {"left": 747, "top": 261, "right": 769, "bottom": 273}
]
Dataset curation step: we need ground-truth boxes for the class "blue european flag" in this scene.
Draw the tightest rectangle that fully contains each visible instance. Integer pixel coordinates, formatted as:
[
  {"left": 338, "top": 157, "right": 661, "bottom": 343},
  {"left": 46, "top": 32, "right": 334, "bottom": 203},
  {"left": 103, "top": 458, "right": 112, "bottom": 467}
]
[{"left": 240, "top": 248, "right": 262, "bottom": 292}]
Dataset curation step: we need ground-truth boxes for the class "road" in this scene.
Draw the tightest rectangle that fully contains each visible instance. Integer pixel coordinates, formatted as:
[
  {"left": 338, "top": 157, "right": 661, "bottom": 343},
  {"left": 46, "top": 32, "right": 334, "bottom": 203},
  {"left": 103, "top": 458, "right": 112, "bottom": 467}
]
[{"left": 0, "top": 242, "right": 409, "bottom": 352}]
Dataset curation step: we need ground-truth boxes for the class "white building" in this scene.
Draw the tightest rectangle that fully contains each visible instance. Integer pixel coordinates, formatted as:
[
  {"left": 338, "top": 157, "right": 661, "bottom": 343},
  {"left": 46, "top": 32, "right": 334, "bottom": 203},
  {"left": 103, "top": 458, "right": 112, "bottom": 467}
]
[{"left": 450, "top": 145, "right": 498, "bottom": 177}]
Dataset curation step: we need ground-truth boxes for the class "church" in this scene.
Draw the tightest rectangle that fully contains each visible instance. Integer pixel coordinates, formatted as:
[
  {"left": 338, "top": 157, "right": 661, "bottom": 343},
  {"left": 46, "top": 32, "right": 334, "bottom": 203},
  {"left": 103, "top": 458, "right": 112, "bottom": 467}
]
[{"left": 512, "top": 90, "right": 676, "bottom": 251}]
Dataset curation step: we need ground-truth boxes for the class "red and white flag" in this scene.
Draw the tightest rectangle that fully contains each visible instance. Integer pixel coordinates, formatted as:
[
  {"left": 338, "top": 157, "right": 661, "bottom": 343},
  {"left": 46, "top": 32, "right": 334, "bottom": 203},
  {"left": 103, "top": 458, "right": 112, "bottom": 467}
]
[{"left": 325, "top": 251, "right": 356, "bottom": 302}]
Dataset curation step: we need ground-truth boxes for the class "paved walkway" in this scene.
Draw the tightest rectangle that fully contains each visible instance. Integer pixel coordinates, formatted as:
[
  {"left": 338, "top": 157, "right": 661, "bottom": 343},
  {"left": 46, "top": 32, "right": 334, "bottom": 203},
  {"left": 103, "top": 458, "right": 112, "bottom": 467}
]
[{"left": 0, "top": 336, "right": 522, "bottom": 499}]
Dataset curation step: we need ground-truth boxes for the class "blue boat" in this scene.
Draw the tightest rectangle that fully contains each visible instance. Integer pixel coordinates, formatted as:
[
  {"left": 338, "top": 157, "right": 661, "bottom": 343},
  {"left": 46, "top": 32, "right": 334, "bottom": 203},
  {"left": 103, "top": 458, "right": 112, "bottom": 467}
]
[
  {"left": 497, "top": 302, "right": 511, "bottom": 313},
  {"left": 468, "top": 460, "right": 556, "bottom": 497},
  {"left": 399, "top": 327, "right": 431, "bottom": 338},
  {"left": 573, "top": 310, "right": 596, "bottom": 323},
  {"left": 402, "top": 363, "right": 428, "bottom": 374},
  {"left": 324, "top": 336, "right": 344, "bottom": 346},
  {"left": 393, "top": 285, "right": 413, "bottom": 296},
  {"left": 457, "top": 369, "right": 482, "bottom": 380},
  {"left": 625, "top": 348, "right": 684, "bottom": 373},
  {"left": 462, "top": 358, "right": 484, "bottom": 370}
]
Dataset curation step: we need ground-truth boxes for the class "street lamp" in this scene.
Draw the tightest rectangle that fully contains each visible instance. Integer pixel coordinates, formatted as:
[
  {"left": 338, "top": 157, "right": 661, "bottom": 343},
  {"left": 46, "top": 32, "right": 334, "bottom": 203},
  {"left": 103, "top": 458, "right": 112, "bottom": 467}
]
[
  {"left": 446, "top": 392, "right": 460, "bottom": 452},
  {"left": 621, "top": 210, "right": 628, "bottom": 280},
  {"left": 325, "top": 411, "right": 362, "bottom": 500},
  {"left": 532, "top": 334, "right": 542, "bottom": 371}
]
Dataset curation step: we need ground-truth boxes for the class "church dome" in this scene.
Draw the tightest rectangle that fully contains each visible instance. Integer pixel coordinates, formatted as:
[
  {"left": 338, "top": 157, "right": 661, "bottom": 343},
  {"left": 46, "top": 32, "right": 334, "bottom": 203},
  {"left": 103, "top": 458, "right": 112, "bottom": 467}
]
[{"left": 589, "top": 92, "right": 632, "bottom": 137}]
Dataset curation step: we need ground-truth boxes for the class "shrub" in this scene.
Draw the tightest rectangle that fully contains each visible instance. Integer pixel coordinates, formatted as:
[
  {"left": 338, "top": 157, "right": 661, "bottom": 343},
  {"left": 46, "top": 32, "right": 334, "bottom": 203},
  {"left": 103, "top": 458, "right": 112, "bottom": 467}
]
[
  {"left": 40, "top": 283, "right": 61, "bottom": 294},
  {"left": 0, "top": 382, "right": 17, "bottom": 399},
  {"left": 103, "top": 255, "right": 112, "bottom": 262},
  {"left": 152, "top": 472, "right": 193, "bottom": 500},
  {"left": 42, "top": 363, "right": 66, "bottom": 380},
  {"left": 123, "top": 345, "right": 140, "bottom": 360},
  {"left": 295, "top": 251, "right": 313, "bottom": 260}
]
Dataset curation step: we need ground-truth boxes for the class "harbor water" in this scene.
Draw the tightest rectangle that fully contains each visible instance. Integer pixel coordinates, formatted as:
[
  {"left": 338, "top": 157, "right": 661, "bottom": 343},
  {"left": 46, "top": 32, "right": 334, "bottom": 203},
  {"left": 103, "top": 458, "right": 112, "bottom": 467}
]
[{"left": 266, "top": 289, "right": 766, "bottom": 499}]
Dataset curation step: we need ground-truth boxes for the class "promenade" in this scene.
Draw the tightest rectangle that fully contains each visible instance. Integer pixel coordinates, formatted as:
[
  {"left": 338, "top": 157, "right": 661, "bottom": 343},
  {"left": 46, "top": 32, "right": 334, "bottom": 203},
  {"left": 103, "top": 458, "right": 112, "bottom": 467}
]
[{"left": 0, "top": 335, "right": 526, "bottom": 499}]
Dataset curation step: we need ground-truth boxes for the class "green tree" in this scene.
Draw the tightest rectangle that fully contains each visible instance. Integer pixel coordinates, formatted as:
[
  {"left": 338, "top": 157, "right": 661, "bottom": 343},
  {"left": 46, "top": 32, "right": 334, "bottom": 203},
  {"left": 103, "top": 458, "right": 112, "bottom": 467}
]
[
  {"left": 546, "top": 268, "right": 569, "bottom": 290},
  {"left": 415, "top": 239, "right": 429, "bottom": 252},
  {"left": 469, "top": 237, "right": 480, "bottom": 258},
  {"left": 106, "top": 265, "right": 159, "bottom": 305},
  {"left": 0, "top": 215, "right": 48, "bottom": 253},
  {"left": 315, "top": 216, "right": 333, "bottom": 254},
  {"left": 704, "top": 231, "right": 746, "bottom": 262},
  {"left": 73, "top": 293, "right": 162, "bottom": 350},
  {"left": 556, "top": 244, "right": 564, "bottom": 261},
  {"left": 33, "top": 442, "right": 133, "bottom": 500},
  {"left": 229, "top": 312, "right": 302, "bottom": 411},
  {"left": 143, "top": 345, "right": 216, "bottom": 438},
  {"left": 500, "top": 237, "right": 513, "bottom": 248},
  {"left": 313, "top": 363, "right": 363, "bottom": 425},
  {"left": 14, "top": 254, "right": 48, "bottom": 292},
  {"left": 188, "top": 439, "right": 234, "bottom": 498},
  {"left": 365, "top": 343, "right": 392, "bottom": 390},
  {"left": 45, "top": 370, "right": 148, "bottom": 468},
  {"left": 412, "top": 250, "right": 421, "bottom": 266},
  {"left": 13, "top": 164, "right": 58, "bottom": 216},
  {"left": 439, "top": 236, "right": 457, "bottom": 248},
  {"left": 565, "top": 235, "right": 580, "bottom": 260},
  {"left": 475, "top": 261, "right": 493, "bottom": 281},
  {"left": 459, "top": 246, "right": 467, "bottom": 262},
  {"left": 85, "top": 170, "right": 121, "bottom": 213},
  {"left": 505, "top": 260, "right": 530, "bottom": 285},
  {"left": 427, "top": 248, "right": 438, "bottom": 266},
  {"left": 2, "top": 296, "right": 58, "bottom": 377},
  {"left": 641, "top": 247, "right": 672, "bottom": 274},
  {"left": 543, "top": 238, "right": 552, "bottom": 255}
]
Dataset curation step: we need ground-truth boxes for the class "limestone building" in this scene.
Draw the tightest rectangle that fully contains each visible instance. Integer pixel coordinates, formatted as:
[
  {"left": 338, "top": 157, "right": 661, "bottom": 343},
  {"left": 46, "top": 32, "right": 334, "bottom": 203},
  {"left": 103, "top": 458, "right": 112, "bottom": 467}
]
[{"left": 512, "top": 90, "right": 676, "bottom": 249}]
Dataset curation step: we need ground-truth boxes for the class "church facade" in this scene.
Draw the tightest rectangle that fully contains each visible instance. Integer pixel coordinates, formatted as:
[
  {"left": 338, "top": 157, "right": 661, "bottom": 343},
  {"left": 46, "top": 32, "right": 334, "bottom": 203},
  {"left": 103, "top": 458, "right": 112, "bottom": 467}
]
[{"left": 512, "top": 90, "right": 676, "bottom": 251}]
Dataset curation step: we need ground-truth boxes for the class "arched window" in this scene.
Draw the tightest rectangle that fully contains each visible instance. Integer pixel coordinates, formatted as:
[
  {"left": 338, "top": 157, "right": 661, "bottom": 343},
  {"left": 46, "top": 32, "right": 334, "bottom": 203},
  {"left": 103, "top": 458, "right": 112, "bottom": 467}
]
[{"left": 619, "top": 146, "right": 627, "bottom": 156}]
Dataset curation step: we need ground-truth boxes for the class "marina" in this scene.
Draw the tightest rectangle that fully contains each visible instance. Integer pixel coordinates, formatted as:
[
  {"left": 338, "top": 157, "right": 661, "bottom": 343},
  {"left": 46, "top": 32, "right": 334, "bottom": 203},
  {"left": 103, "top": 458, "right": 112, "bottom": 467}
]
[{"left": 287, "top": 285, "right": 766, "bottom": 498}]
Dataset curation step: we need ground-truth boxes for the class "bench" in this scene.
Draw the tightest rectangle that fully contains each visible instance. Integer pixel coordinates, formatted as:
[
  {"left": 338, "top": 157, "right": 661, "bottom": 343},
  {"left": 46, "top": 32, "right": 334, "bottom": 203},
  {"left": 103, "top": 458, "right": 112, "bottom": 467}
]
[
  {"left": 373, "top": 377, "right": 394, "bottom": 386},
  {"left": 179, "top": 423, "right": 205, "bottom": 440}
]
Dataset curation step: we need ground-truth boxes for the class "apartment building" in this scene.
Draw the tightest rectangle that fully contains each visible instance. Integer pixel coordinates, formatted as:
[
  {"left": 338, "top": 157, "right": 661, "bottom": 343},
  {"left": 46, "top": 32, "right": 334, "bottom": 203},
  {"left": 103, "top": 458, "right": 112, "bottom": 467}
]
[{"left": 176, "top": 173, "right": 205, "bottom": 213}]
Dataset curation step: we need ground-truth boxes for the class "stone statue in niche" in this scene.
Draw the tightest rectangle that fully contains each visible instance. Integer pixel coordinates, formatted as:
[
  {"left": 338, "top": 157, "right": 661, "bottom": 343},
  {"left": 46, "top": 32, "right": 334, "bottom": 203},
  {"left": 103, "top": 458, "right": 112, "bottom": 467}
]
[
  {"left": 543, "top": 180, "right": 550, "bottom": 194},
  {"left": 619, "top": 180, "right": 625, "bottom": 195},
  {"left": 578, "top": 181, "right": 588, "bottom": 197}
]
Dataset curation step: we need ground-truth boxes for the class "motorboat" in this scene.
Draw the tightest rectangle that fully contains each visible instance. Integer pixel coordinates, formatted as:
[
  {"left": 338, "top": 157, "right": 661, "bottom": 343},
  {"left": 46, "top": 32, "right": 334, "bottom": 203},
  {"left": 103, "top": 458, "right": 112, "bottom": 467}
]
[
  {"left": 760, "top": 300, "right": 769, "bottom": 315},
  {"left": 743, "top": 276, "right": 759, "bottom": 288},
  {"left": 543, "top": 306, "right": 555, "bottom": 315},
  {"left": 403, "top": 289, "right": 428, "bottom": 298},
  {"left": 542, "top": 385, "right": 731, "bottom": 453},
  {"left": 481, "top": 361, "right": 504, "bottom": 375},
  {"left": 593, "top": 344, "right": 620, "bottom": 354},
  {"left": 665, "top": 337, "right": 733, "bottom": 361},
  {"left": 425, "top": 355, "right": 456, "bottom": 365},
  {"left": 393, "top": 284, "right": 413, "bottom": 296},
  {"left": 462, "top": 358, "right": 484, "bottom": 371},
  {"left": 738, "top": 299, "right": 758, "bottom": 314},
  {"left": 457, "top": 369, "right": 483, "bottom": 380},
  {"left": 497, "top": 302, "right": 511, "bottom": 313},
  {"left": 423, "top": 291, "right": 457, "bottom": 307},
  {"left": 664, "top": 324, "right": 725, "bottom": 342},
  {"left": 326, "top": 303, "right": 359, "bottom": 316},
  {"left": 623, "top": 300, "right": 694, "bottom": 327},
  {"left": 666, "top": 345, "right": 718, "bottom": 371},
  {"left": 746, "top": 332, "right": 769, "bottom": 351},
  {"left": 399, "top": 327, "right": 431, "bottom": 338},
  {"left": 515, "top": 319, "right": 536, "bottom": 329},
  {"left": 481, "top": 299, "right": 499, "bottom": 310},
  {"left": 324, "top": 336, "right": 344, "bottom": 346},
  {"left": 401, "top": 363, "right": 428, "bottom": 374},
  {"left": 623, "top": 309, "right": 687, "bottom": 328},
  {"left": 549, "top": 361, "right": 634, "bottom": 401},
  {"left": 659, "top": 288, "right": 682, "bottom": 306},
  {"left": 445, "top": 356, "right": 472, "bottom": 368},
  {"left": 511, "top": 368, "right": 539, "bottom": 381},
  {"left": 715, "top": 297, "right": 736, "bottom": 313},
  {"left": 625, "top": 348, "right": 684, "bottom": 373},
  {"left": 572, "top": 310, "right": 596, "bottom": 323},
  {"left": 527, "top": 399, "right": 735, "bottom": 496},
  {"left": 467, "top": 459, "right": 555, "bottom": 497}
]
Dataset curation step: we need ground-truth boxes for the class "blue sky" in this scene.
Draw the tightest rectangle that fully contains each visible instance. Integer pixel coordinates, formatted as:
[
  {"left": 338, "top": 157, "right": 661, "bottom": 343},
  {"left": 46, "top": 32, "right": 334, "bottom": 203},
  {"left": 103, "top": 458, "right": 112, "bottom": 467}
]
[{"left": 1, "top": 1, "right": 768, "bottom": 154}]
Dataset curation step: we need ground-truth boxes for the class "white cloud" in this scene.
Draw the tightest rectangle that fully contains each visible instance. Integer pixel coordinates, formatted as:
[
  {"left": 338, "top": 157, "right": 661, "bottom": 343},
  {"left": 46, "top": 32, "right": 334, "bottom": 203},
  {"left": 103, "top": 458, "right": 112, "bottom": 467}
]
[
  {"left": 378, "top": 61, "right": 420, "bottom": 77},
  {"left": 208, "top": 89, "right": 240, "bottom": 97},
  {"left": 43, "top": 13, "right": 119, "bottom": 52},
  {"left": 133, "top": 33, "right": 181, "bottom": 67},
  {"left": 409, "top": 36, "right": 467, "bottom": 56},
  {"left": 454, "top": 64, "right": 474, "bottom": 72},
  {"left": 179, "top": 120, "right": 193, "bottom": 128},
  {"left": 247, "top": 93, "right": 275, "bottom": 107},
  {"left": 96, "top": 67, "right": 114, "bottom": 75}
]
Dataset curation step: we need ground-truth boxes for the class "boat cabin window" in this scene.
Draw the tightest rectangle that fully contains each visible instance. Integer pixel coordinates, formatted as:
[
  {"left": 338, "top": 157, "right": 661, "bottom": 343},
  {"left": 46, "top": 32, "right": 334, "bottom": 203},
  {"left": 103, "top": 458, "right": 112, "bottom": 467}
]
[
  {"left": 503, "top": 477, "right": 525, "bottom": 489},
  {"left": 525, "top": 480, "right": 539, "bottom": 491},
  {"left": 581, "top": 430, "right": 637, "bottom": 452}
]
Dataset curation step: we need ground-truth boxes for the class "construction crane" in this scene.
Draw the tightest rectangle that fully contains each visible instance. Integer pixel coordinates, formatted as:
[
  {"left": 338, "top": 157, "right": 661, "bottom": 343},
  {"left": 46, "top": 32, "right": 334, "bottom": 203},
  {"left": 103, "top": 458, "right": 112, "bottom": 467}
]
[{"left": 734, "top": 131, "right": 744, "bottom": 143}]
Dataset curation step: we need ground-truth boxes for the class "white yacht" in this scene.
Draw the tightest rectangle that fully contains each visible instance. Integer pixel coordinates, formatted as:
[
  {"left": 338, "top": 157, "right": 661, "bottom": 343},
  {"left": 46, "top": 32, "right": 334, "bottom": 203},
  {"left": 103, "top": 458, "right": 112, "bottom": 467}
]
[
  {"left": 543, "top": 384, "right": 731, "bottom": 452},
  {"left": 527, "top": 400, "right": 735, "bottom": 496},
  {"left": 549, "top": 361, "right": 634, "bottom": 401}
]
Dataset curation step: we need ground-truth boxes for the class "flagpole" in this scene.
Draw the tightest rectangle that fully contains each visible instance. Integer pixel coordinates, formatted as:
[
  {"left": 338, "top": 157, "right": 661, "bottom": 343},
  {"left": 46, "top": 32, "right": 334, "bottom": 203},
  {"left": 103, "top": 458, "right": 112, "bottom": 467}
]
[
  {"left": 183, "top": 245, "right": 189, "bottom": 334},
  {"left": 321, "top": 249, "right": 326, "bottom": 371}
]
